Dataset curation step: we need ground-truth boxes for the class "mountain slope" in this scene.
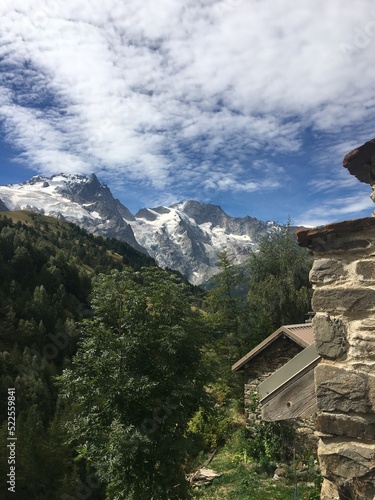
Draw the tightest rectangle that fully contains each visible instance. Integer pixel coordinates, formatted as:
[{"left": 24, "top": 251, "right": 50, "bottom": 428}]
[{"left": 0, "top": 174, "right": 282, "bottom": 284}]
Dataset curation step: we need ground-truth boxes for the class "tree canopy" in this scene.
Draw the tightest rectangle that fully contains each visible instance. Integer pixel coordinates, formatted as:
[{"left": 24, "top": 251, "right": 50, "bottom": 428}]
[{"left": 57, "top": 267, "right": 206, "bottom": 499}]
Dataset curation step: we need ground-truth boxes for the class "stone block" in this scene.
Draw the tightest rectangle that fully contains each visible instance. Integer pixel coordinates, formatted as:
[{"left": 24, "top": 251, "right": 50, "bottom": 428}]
[
  {"left": 320, "top": 479, "right": 340, "bottom": 500},
  {"left": 315, "top": 364, "right": 370, "bottom": 413},
  {"left": 316, "top": 412, "right": 375, "bottom": 440},
  {"left": 356, "top": 260, "right": 375, "bottom": 283},
  {"left": 313, "top": 314, "right": 348, "bottom": 359},
  {"left": 347, "top": 474, "right": 375, "bottom": 500},
  {"left": 359, "top": 317, "right": 375, "bottom": 330},
  {"left": 334, "top": 239, "right": 372, "bottom": 251},
  {"left": 312, "top": 288, "right": 375, "bottom": 312},
  {"left": 368, "top": 373, "right": 375, "bottom": 412},
  {"left": 349, "top": 319, "right": 375, "bottom": 362},
  {"left": 318, "top": 438, "right": 375, "bottom": 482},
  {"left": 350, "top": 329, "right": 375, "bottom": 361},
  {"left": 309, "top": 259, "right": 347, "bottom": 284}
]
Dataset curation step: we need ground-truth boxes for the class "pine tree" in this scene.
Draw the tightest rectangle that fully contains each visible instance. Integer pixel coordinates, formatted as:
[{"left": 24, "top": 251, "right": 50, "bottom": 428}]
[
  {"left": 246, "top": 224, "right": 312, "bottom": 348},
  {"left": 203, "top": 250, "right": 244, "bottom": 399}
]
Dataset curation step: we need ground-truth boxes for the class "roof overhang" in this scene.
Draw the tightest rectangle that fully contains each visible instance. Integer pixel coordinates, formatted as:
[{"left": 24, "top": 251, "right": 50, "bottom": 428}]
[{"left": 342, "top": 137, "right": 375, "bottom": 185}]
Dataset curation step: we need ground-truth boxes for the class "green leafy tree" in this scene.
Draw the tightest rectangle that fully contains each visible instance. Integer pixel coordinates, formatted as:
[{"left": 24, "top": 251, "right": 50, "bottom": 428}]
[
  {"left": 246, "top": 224, "right": 312, "bottom": 347},
  {"left": 57, "top": 268, "right": 206, "bottom": 499}
]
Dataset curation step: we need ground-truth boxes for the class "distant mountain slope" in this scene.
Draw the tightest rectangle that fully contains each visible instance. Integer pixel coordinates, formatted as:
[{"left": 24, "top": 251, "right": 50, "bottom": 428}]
[
  {"left": 0, "top": 209, "right": 155, "bottom": 273},
  {"left": 0, "top": 174, "right": 283, "bottom": 284}
]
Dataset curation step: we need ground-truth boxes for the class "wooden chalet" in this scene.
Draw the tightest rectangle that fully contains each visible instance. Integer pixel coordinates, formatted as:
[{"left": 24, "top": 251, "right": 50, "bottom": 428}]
[{"left": 232, "top": 323, "right": 319, "bottom": 451}]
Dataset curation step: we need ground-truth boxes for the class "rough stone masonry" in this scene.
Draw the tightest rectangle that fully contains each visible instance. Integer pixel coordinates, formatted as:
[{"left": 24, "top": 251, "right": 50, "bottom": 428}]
[{"left": 297, "top": 138, "right": 375, "bottom": 500}]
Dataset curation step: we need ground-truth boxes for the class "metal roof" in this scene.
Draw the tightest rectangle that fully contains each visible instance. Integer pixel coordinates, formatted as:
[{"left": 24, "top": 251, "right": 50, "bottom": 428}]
[
  {"left": 258, "top": 343, "right": 320, "bottom": 402},
  {"left": 231, "top": 323, "right": 314, "bottom": 372}
]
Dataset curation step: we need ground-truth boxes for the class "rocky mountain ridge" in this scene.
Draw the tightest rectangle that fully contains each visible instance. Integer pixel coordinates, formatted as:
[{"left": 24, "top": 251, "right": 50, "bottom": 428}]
[{"left": 0, "top": 173, "right": 281, "bottom": 284}]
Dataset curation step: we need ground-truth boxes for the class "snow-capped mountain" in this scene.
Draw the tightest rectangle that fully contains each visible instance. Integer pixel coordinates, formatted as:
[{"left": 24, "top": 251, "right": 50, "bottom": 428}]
[
  {"left": 132, "top": 201, "right": 279, "bottom": 284},
  {"left": 0, "top": 174, "right": 281, "bottom": 285},
  {"left": 0, "top": 173, "right": 144, "bottom": 253}
]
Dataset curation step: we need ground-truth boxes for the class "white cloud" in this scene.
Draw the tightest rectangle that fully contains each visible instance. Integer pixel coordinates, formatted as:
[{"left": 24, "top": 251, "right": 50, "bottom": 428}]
[
  {"left": 296, "top": 192, "right": 374, "bottom": 227},
  {"left": 0, "top": 0, "right": 374, "bottom": 206}
]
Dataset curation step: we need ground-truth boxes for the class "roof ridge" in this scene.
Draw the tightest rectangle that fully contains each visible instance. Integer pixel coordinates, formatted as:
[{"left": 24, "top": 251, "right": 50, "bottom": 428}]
[{"left": 284, "top": 323, "right": 313, "bottom": 328}]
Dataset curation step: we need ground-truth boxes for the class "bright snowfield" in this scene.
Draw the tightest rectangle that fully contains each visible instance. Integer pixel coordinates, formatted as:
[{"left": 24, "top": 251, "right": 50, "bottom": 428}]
[
  {"left": 0, "top": 174, "right": 280, "bottom": 285},
  {"left": 0, "top": 175, "right": 103, "bottom": 222}
]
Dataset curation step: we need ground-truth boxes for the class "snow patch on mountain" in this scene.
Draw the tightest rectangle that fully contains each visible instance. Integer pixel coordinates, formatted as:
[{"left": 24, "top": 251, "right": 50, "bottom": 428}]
[{"left": 0, "top": 176, "right": 98, "bottom": 221}]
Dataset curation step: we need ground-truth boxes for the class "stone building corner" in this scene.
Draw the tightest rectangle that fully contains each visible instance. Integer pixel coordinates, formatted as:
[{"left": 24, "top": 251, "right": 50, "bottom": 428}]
[{"left": 296, "top": 138, "right": 375, "bottom": 500}]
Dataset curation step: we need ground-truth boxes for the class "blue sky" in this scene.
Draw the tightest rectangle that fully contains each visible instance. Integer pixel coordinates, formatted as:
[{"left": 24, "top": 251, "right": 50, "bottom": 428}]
[{"left": 0, "top": 0, "right": 375, "bottom": 226}]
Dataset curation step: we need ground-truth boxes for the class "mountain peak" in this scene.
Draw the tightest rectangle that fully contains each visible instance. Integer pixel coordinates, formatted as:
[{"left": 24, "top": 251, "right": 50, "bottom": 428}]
[
  {"left": 25, "top": 172, "right": 93, "bottom": 185},
  {"left": 172, "top": 200, "right": 227, "bottom": 227},
  {"left": 130, "top": 198, "right": 281, "bottom": 284},
  {"left": 0, "top": 172, "right": 144, "bottom": 251},
  {"left": 173, "top": 200, "right": 223, "bottom": 211}
]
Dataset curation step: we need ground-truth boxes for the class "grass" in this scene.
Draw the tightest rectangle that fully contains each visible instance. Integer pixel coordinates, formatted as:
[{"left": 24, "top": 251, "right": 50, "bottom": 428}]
[
  {"left": 191, "top": 430, "right": 321, "bottom": 500},
  {"left": 0, "top": 210, "right": 64, "bottom": 227}
]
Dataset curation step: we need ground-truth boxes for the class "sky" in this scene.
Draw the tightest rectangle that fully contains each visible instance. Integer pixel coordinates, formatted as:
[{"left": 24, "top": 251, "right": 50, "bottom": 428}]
[{"left": 0, "top": 0, "right": 375, "bottom": 227}]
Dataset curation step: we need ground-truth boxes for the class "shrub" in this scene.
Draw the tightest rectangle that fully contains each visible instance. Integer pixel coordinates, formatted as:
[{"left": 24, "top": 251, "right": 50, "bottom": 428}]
[
  {"left": 245, "top": 393, "right": 295, "bottom": 465},
  {"left": 188, "top": 404, "right": 232, "bottom": 451}
]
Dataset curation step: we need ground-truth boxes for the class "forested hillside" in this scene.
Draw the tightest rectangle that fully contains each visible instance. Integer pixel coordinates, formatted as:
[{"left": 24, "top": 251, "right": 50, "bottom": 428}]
[
  {"left": 0, "top": 211, "right": 156, "bottom": 346},
  {"left": 0, "top": 213, "right": 313, "bottom": 499},
  {"left": 0, "top": 211, "right": 156, "bottom": 498}
]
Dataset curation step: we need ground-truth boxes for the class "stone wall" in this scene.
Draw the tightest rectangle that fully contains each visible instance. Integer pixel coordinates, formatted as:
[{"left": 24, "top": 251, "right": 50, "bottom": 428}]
[
  {"left": 298, "top": 217, "right": 375, "bottom": 499},
  {"left": 297, "top": 136, "right": 375, "bottom": 498}
]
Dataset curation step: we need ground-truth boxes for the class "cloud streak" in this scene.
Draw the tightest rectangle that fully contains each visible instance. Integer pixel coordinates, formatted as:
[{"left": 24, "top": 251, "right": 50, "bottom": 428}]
[
  {"left": 296, "top": 193, "right": 374, "bottom": 228},
  {"left": 0, "top": 0, "right": 374, "bottom": 222}
]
